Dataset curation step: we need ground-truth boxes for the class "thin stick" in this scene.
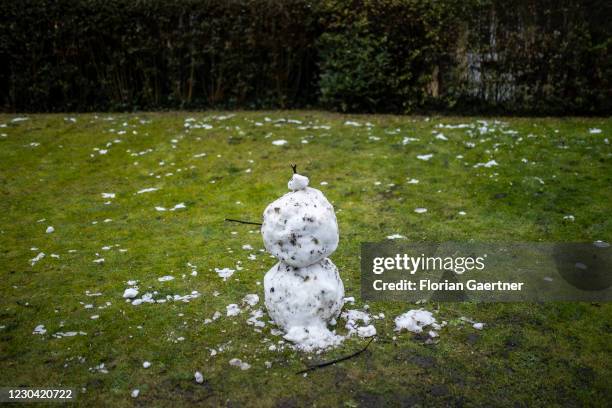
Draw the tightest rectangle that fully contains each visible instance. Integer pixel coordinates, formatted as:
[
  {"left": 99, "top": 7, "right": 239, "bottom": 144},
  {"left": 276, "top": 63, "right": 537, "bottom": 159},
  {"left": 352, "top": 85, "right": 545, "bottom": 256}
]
[
  {"left": 295, "top": 337, "right": 374, "bottom": 375},
  {"left": 224, "top": 218, "right": 262, "bottom": 226},
  {"left": 291, "top": 164, "right": 297, "bottom": 174}
]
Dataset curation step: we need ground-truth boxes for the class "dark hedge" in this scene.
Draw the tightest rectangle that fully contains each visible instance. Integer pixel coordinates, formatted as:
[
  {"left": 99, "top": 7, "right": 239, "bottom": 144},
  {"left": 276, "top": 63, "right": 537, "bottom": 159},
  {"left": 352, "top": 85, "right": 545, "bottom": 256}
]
[{"left": 1, "top": 0, "right": 610, "bottom": 114}]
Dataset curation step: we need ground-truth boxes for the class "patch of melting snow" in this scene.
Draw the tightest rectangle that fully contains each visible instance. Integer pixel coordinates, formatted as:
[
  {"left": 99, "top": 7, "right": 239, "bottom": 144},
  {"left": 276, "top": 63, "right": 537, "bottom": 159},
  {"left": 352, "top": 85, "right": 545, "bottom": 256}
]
[
  {"left": 194, "top": 371, "right": 204, "bottom": 383},
  {"left": 414, "top": 208, "right": 427, "bottom": 214},
  {"left": 226, "top": 304, "right": 241, "bottom": 316},
  {"left": 473, "top": 160, "right": 498, "bottom": 168},
  {"left": 394, "top": 309, "right": 439, "bottom": 334},
  {"left": 46, "top": 226, "right": 55, "bottom": 233},
  {"left": 242, "top": 294, "right": 259, "bottom": 307},
  {"left": 158, "top": 275, "right": 174, "bottom": 282},
  {"left": 417, "top": 154, "right": 433, "bottom": 161},
  {"left": 246, "top": 309, "right": 266, "bottom": 328},
  {"left": 563, "top": 215, "right": 575, "bottom": 221},
  {"left": 589, "top": 128, "right": 602, "bottom": 134},
  {"left": 101, "top": 192, "right": 115, "bottom": 199},
  {"left": 137, "top": 187, "right": 158, "bottom": 194},
  {"left": 229, "top": 358, "right": 251, "bottom": 370},
  {"left": 473, "top": 322, "right": 484, "bottom": 330},
  {"left": 272, "top": 139, "right": 288, "bottom": 146},
  {"left": 386, "top": 234, "right": 406, "bottom": 240},
  {"left": 131, "top": 389, "right": 140, "bottom": 398},
  {"left": 30, "top": 252, "right": 45, "bottom": 266},
  {"left": 33, "top": 324, "right": 46, "bottom": 335},
  {"left": 123, "top": 288, "right": 139, "bottom": 299},
  {"left": 215, "top": 267, "right": 235, "bottom": 280}
]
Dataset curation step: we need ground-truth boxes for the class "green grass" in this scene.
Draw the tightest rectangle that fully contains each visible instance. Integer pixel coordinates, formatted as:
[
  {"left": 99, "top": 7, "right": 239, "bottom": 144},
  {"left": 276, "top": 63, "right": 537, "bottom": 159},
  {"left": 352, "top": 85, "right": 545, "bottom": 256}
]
[{"left": 0, "top": 112, "right": 610, "bottom": 407}]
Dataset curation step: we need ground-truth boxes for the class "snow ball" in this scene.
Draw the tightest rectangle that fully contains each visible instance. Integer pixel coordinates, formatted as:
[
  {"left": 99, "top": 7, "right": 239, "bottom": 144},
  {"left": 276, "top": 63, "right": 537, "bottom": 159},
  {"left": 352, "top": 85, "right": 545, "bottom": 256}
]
[
  {"left": 272, "top": 140, "right": 288, "bottom": 146},
  {"left": 242, "top": 294, "right": 259, "bottom": 307},
  {"left": 33, "top": 324, "right": 46, "bottom": 335},
  {"left": 131, "top": 389, "right": 140, "bottom": 398},
  {"left": 394, "top": 309, "right": 437, "bottom": 333},
  {"left": 229, "top": 358, "right": 251, "bottom": 370},
  {"left": 264, "top": 259, "right": 344, "bottom": 334},
  {"left": 194, "top": 371, "right": 204, "bottom": 383},
  {"left": 143, "top": 361, "right": 151, "bottom": 368},
  {"left": 262, "top": 184, "right": 339, "bottom": 267},
  {"left": 123, "top": 288, "right": 139, "bottom": 299},
  {"left": 473, "top": 322, "right": 484, "bottom": 330},
  {"left": 46, "top": 226, "right": 55, "bottom": 234},
  {"left": 288, "top": 173, "right": 309, "bottom": 191},
  {"left": 414, "top": 208, "right": 427, "bottom": 214},
  {"left": 226, "top": 304, "right": 241, "bottom": 317}
]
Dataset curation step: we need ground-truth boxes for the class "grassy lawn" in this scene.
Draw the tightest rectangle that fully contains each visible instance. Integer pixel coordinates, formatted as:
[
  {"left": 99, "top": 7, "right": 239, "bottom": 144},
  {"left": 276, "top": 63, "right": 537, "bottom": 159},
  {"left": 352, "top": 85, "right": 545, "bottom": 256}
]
[{"left": 0, "top": 111, "right": 610, "bottom": 407}]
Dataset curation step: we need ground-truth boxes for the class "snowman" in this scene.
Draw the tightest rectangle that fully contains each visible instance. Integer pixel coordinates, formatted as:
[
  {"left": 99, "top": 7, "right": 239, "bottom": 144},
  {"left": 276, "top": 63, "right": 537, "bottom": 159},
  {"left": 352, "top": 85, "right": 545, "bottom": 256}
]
[{"left": 262, "top": 167, "right": 345, "bottom": 350}]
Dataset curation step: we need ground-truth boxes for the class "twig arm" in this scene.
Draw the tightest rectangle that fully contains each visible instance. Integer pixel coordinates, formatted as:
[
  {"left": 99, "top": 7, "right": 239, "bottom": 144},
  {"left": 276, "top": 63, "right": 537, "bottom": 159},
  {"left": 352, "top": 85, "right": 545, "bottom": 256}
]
[
  {"left": 295, "top": 337, "right": 374, "bottom": 374},
  {"left": 224, "top": 218, "right": 263, "bottom": 226}
]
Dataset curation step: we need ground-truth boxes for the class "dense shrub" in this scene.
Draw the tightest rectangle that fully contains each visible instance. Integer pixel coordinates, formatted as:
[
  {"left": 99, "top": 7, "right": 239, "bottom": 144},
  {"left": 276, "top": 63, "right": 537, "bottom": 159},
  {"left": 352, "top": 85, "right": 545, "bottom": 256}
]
[{"left": 0, "top": 0, "right": 609, "bottom": 114}]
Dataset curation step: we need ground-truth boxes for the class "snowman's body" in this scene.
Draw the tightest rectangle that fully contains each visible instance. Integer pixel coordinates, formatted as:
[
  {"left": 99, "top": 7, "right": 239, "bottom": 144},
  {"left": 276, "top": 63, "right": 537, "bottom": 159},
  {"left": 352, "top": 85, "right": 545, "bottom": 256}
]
[{"left": 262, "top": 173, "right": 344, "bottom": 349}]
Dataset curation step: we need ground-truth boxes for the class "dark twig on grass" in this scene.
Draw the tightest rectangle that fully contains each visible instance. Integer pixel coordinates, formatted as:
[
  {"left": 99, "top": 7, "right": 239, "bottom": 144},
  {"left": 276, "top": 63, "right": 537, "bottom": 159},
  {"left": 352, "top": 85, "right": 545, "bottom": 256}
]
[
  {"left": 224, "top": 218, "right": 263, "bottom": 226},
  {"left": 291, "top": 164, "right": 297, "bottom": 174},
  {"left": 295, "top": 337, "right": 375, "bottom": 375}
]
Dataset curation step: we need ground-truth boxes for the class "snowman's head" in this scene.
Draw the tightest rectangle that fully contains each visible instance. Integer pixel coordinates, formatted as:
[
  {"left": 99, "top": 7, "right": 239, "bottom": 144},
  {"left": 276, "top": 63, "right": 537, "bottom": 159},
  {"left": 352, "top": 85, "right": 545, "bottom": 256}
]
[{"left": 261, "top": 172, "right": 339, "bottom": 267}]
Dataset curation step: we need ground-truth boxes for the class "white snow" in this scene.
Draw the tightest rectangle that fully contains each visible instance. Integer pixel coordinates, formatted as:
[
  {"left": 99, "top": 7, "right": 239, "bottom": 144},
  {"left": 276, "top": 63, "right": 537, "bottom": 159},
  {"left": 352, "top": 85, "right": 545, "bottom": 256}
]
[
  {"left": 417, "top": 154, "right": 433, "bottom": 161},
  {"left": 226, "top": 304, "right": 241, "bottom": 317},
  {"left": 143, "top": 361, "right": 151, "bottom": 368},
  {"left": 394, "top": 309, "right": 437, "bottom": 333},
  {"left": 33, "top": 324, "right": 46, "bottom": 335},
  {"left": 288, "top": 174, "right": 309, "bottom": 191},
  {"left": 242, "top": 294, "right": 259, "bottom": 307},
  {"left": 229, "top": 358, "right": 251, "bottom": 370},
  {"left": 262, "top": 179, "right": 339, "bottom": 267},
  {"left": 46, "top": 226, "right": 55, "bottom": 233},
  {"left": 357, "top": 325, "right": 377, "bottom": 338},
  {"left": 157, "top": 275, "right": 174, "bottom": 282},
  {"left": 101, "top": 192, "right": 115, "bottom": 199},
  {"left": 265, "top": 259, "right": 344, "bottom": 341},
  {"left": 272, "top": 140, "right": 288, "bottom": 146},
  {"left": 123, "top": 288, "right": 139, "bottom": 299},
  {"left": 137, "top": 187, "right": 158, "bottom": 194},
  {"left": 589, "top": 128, "right": 602, "bottom": 134},
  {"left": 386, "top": 234, "right": 406, "bottom": 240},
  {"left": 194, "top": 371, "right": 204, "bottom": 383},
  {"left": 131, "top": 389, "right": 140, "bottom": 398},
  {"left": 473, "top": 322, "right": 484, "bottom": 330},
  {"left": 215, "top": 268, "right": 235, "bottom": 280},
  {"left": 30, "top": 252, "right": 45, "bottom": 266},
  {"left": 414, "top": 208, "right": 428, "bottom": 214},
  {"left": 473, "top": 160, "right": 498, "bottom": 168}
]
